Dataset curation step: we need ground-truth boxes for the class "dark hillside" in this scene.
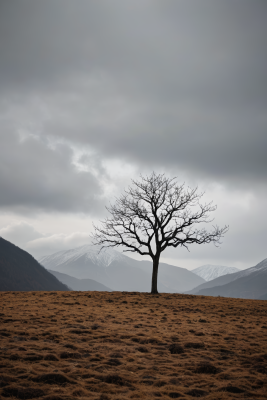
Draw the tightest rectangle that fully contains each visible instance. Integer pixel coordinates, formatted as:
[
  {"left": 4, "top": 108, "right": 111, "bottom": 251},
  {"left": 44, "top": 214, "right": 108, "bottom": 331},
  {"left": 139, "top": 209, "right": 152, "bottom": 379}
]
[{"left": 0, "top": 237, "right": 69, "bottom": 291}]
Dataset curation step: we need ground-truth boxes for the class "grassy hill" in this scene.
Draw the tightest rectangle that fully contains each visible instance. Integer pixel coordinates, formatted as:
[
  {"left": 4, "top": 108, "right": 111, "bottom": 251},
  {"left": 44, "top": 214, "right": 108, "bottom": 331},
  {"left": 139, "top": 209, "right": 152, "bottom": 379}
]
[{"left": 0, "top": 291, "right": 266, "bottom": 399}]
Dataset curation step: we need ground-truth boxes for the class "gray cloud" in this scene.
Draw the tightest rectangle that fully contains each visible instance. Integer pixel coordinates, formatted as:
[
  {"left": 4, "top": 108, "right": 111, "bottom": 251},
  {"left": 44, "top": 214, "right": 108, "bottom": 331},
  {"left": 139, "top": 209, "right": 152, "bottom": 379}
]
[
  {"left": 0, "top": 0, "right": 266, "bottom": 188},
  {"left": 0, "top": 221, "right": 91, "bottom": 258},
  {"left": 0, "top": 132, "right": 104, "bottom": 214},
  {"left": 26, "top": 231, "right": 91, "bottom": 259},
  {"left": 0, "top": 221, "right": 43, "bottom": 248}
]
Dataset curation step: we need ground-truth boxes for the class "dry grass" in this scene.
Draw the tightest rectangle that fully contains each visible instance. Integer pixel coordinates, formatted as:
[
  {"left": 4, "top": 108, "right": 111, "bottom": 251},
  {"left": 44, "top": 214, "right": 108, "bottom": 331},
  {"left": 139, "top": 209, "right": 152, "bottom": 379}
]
[{"left": 0, "top": 291, "right": 267, "bottom": 399}]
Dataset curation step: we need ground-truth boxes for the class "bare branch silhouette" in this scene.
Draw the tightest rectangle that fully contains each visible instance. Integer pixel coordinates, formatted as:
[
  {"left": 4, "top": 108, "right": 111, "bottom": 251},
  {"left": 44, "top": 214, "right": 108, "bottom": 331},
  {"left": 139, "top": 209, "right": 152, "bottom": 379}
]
[{"left": 92, "top": 172, "right": 228, "bottom": 294}]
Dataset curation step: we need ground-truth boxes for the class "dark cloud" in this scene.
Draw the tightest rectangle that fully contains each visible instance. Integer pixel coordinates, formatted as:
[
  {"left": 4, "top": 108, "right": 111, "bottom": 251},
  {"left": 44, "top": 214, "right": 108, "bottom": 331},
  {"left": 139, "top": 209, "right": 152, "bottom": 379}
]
[
  {"left": 0, "top": 0, "right": 266, "bottom": 228},
  {"left": 0, "top": 0, "right": 266, "bottom": 188}
]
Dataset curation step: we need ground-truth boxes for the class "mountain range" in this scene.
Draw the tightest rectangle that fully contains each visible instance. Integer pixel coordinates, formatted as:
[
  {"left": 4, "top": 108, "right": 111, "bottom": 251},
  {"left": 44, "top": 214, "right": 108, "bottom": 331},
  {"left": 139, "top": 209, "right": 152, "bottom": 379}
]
[
  {"left": 192, "top": 264, "right": 239, "bottom": 281},
  {"left": 1, "top": 237, "right": 266, "bottom": 299},
  {"left": 39, "top": 244, "right": 205, "bottom": 293},
  {"left": 187, "top": 258, "right": 267, "bottom": 299},
  {"left": 0, "top": 237, "right": 69, "bottom": 291}
]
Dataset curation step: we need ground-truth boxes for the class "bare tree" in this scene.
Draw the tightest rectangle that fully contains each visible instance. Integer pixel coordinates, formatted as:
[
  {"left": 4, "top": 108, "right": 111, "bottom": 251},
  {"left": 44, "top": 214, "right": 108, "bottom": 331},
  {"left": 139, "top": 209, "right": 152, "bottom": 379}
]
[{"left": 92, "top": 172, "right": 228, "bottom": 294}]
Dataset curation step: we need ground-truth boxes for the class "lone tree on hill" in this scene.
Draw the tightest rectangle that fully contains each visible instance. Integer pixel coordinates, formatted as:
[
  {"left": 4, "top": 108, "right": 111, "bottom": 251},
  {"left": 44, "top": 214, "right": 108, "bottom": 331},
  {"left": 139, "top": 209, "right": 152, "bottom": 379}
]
[{"left": 93, "top": 172, "right": 228, "bottom": 294}]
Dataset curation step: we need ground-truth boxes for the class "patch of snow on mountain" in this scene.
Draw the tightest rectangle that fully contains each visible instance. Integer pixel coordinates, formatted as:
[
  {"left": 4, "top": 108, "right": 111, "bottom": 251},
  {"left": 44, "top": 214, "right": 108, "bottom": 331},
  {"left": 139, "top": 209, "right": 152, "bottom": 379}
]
[
  {"left": 38, "top": 244, "right": 127, "bottom": 268},
  {"left": 192, "top": 265, "right": 239, "bottom": 282}
]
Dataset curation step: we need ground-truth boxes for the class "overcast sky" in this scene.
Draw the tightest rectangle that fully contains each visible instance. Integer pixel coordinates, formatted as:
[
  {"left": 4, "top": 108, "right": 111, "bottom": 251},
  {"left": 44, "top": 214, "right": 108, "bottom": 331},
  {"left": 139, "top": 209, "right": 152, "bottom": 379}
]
[{"left": 0, "top": 0, "right": 266, "bottom": 270}]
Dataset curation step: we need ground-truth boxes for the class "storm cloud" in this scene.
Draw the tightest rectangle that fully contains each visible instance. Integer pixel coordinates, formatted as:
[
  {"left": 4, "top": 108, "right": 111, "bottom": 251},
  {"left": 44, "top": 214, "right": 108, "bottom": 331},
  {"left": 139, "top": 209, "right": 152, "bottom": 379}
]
[
  {"left": 1, "top": 0, "right": 266, "bottom": 185},
  {"left": 0, "top": 1, "right": 266, "bottom": 266}
]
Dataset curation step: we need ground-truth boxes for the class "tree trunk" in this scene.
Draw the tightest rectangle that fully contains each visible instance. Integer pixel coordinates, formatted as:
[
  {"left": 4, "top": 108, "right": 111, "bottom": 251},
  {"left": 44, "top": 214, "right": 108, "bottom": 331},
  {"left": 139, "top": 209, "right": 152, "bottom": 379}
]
[{"left": 151, "top": 256, "right": 160, "bottom": 294}]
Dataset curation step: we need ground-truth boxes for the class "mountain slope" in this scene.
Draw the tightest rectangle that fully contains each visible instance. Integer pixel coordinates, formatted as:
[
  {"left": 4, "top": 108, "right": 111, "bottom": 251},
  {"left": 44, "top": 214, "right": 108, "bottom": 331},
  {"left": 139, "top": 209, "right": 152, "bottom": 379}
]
[
  {"left": 0, "top": 237, "right": 69, "bottom": 291},
  {"left": 186, "top": 273, "right": 241, "bottom": 295},
  {"left": 190, "top": 258, "right": 267, "bottom": 299},
  {"left": 48, "top": 270, "right": 112, "bottom": 291},
  {"left": 187, "top": 258, "right": 267, "bottom": 295},
  {"left": 192, "top": 264, "right": 239, "bottom": 281},
  {"left": 39, "top": 245, "right": 205, "bottom": 293}
]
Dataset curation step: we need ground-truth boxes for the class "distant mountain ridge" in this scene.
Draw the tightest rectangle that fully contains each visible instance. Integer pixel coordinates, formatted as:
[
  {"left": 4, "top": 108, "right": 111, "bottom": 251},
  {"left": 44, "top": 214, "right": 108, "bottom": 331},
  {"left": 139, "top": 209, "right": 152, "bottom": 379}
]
[
  {"left": 0, "top": 237, "right": 69, "bottom": 291},
  {"left": 192, "top": 264, "right": 239, "bottom": 281},
  {"left": 49, "top": 270, "right": 112, "bottom": 292},
  {"left": 187, "top": 258, "right": 267, "bottom": 299},
  {"left": 39, "top": 244, "right": 205, "bottom": 293}
]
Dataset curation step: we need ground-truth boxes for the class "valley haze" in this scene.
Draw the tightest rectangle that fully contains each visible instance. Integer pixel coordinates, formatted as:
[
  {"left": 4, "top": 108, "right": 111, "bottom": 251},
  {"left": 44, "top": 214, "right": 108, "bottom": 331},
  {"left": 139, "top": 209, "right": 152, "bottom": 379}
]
[
  {"left": 38, "top": 244, "right": 206, "bottom": 293},
  {"left": 38, "top": 244, "right": 267, "bottom": 300}
]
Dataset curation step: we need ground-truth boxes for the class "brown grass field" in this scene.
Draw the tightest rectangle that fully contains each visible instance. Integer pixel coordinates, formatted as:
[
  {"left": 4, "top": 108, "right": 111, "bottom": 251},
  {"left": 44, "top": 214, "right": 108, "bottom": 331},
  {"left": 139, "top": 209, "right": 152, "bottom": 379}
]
[{"left": 0, "top": 291, "right": 267, "bottom": 399}]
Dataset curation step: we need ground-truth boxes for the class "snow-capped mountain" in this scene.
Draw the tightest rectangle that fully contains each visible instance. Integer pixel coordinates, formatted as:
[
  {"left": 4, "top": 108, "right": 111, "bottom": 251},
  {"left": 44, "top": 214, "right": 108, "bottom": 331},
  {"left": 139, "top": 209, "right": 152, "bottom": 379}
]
[
  {"left": 38, "top": 244, "right": 127, "bottom": 269},
  {"left": 192, "top": 264, "right": 239, "bottom": 282},
  {"left": 38, "top": 244, "right": 205, "bottom": 293},
  {"left": 187, "top": 258, "right": 267, "bottom": 299}
]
